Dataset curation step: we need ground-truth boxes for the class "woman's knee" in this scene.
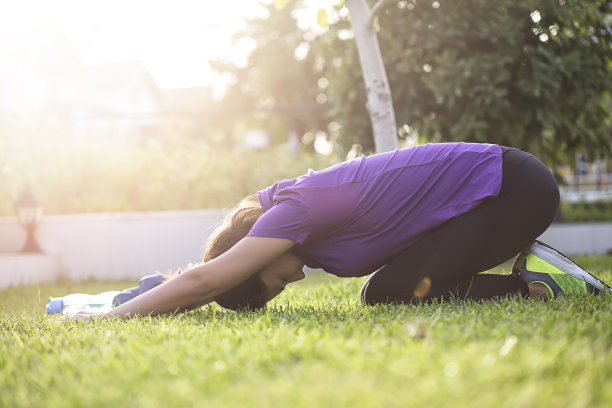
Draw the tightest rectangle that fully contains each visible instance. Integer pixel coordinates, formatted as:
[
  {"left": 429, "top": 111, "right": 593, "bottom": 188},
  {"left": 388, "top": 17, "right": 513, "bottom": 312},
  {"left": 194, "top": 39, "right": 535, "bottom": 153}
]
[
  {"left": 360, "top": 277, "right": 379, "bottom": 305},
  {"left": 360, "top": 273, "right": 431, "bottom": 306},
  {"left": 360, "top": 276, "right": 395, "bottom": 306}
]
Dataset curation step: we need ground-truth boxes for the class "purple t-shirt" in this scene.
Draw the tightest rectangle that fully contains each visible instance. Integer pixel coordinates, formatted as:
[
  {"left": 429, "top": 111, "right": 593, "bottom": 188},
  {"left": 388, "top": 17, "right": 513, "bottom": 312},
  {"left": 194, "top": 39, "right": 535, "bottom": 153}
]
[{"left": 248, "top": 143, "right": 502, "bottom": 277}]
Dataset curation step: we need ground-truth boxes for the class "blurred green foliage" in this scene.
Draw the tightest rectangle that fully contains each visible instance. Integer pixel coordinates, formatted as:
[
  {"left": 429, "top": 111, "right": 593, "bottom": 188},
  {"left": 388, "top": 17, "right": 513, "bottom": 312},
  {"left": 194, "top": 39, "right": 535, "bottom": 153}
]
[
  {"left": 3, "top": 1, "right": 610, "bottom": 216},
  {"left": 211, "top": 1, "right": 330, "bottom": 150},
  {"left": 560, "top": 201, "right": 612, "bottom": 222},
  {"left": 316, "top": 0, "right": 611, "bottom": 163},
  {"left": 0, "top": 122, "right": 337, "bottom": 216}
]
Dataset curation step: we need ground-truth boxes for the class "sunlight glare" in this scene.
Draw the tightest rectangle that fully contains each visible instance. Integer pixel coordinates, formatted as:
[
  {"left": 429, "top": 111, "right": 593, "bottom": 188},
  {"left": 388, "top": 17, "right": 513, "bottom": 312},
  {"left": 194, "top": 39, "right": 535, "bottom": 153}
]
[
  {"left": 314, "top": 132, "right": 334, "bottom": 155},
  {"left": 294, "top": 41, "right": 312, "bottom": 61},
  {"left": 0, "top": 0, "right": 267, "bottom": 92},
  {"left": 530, "top": 10, "right": 541, "bottom": 23}
]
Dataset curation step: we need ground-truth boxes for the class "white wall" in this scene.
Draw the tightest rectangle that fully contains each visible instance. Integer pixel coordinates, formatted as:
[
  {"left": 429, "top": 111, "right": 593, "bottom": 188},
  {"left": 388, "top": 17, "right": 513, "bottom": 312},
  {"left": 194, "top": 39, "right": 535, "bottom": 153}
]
[
  {"left": 0, "top": 210, "right": 610, "bottom": 288},
  {"left": 0, "top": 210, "right": 227, "bottom": 284},
  {"left": 0, "top": 254, "right": 61, "bottom": 288},
  {"left": 538, "top": 222, "right": 612, "bottom": 257}
]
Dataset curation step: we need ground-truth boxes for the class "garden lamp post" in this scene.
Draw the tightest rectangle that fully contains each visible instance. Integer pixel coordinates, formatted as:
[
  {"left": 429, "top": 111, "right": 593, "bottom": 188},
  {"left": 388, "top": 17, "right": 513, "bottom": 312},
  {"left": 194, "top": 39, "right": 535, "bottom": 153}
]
[{"left": 15, "top": 187, "right": 43, "bottom": 253}]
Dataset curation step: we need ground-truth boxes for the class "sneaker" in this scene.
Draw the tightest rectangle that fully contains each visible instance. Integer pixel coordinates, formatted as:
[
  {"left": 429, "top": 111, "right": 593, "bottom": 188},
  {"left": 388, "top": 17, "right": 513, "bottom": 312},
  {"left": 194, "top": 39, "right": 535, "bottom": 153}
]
[{"left": 512, "top": 240, "right": 612, "bottom": 298}]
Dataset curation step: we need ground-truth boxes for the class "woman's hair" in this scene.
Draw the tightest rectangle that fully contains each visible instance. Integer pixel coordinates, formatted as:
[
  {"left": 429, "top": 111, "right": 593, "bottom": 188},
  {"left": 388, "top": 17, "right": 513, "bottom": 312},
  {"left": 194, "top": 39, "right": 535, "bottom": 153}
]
[{"left": 203, "top": 195, "right": 268, "bottom": 311}]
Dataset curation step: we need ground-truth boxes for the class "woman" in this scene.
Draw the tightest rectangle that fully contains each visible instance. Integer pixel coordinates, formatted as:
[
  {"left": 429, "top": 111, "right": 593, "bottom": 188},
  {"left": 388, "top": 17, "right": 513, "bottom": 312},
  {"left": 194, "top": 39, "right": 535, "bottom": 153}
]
[{"left": 95, "top": 143, "right": 609, "bottom": 319}]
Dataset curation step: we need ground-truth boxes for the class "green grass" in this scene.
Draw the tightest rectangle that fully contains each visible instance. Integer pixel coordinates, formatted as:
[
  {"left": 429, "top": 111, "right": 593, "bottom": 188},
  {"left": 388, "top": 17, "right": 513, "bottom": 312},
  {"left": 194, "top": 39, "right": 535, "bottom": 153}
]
[{"left": 1, "top": 257, "right": 611, "bottom": 408}]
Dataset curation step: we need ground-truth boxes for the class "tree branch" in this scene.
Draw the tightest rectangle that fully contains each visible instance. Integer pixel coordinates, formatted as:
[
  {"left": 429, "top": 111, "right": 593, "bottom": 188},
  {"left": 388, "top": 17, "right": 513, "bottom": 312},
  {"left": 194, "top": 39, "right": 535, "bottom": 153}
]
[{"left": 367, "top": 0, "right": 390, "bottom": 28}]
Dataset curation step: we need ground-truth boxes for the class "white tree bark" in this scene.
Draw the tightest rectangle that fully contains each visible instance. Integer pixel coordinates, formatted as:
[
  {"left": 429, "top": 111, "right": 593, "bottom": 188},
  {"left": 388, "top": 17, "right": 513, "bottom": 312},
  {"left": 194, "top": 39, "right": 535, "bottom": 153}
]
[{"left": 345, "top": 0, "right": 398, "bottom": 153}]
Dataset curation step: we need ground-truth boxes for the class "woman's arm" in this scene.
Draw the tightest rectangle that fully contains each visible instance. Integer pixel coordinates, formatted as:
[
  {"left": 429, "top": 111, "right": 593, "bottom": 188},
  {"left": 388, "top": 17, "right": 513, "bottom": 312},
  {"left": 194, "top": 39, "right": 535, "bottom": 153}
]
[{"left": 104, "top": 236, "right": 296, "bottom": 319}]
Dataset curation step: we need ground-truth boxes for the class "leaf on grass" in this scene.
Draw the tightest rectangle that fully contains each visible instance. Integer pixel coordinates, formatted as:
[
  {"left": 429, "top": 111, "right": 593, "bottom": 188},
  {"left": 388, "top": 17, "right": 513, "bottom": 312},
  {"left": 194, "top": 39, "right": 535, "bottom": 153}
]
[
  {"left": 318, "top": 9, "right": 329, "bottom": 27},
  {"left": 406, "top": 319, "right": 428, "bottom": 339},
  {"left": 413, "top": 277, "right": 432, "bottom": 297},
  {"left": 499, "top": 336, "right": 518, "bottom": 356}
]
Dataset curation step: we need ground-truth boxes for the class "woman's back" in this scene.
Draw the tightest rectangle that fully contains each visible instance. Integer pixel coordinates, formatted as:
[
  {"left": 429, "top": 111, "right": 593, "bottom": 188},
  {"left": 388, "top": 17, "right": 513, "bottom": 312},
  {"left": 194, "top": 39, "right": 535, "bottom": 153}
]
[{"left": 250, "top": 143, "right": 503, "bottom": 277}]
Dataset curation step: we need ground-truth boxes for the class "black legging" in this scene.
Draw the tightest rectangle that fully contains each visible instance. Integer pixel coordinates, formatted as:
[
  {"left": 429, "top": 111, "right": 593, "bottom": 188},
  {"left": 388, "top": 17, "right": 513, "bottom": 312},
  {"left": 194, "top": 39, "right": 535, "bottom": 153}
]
[{"left": 360, "top": 147, "right": 560, "bottom": 305}]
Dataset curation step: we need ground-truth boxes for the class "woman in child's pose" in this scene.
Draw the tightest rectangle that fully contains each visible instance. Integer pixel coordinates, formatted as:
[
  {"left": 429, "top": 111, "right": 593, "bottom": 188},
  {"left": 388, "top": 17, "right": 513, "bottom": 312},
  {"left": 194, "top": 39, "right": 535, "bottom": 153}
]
[{"left": 95, "top": 143, "right": 610, "bottom": 318}]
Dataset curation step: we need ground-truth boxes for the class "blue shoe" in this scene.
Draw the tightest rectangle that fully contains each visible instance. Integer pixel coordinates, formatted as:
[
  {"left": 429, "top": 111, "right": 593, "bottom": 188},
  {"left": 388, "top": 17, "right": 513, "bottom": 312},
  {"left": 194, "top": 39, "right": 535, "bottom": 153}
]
[{"left": 512, "top": 241, "right": 611, "bottom": 298}]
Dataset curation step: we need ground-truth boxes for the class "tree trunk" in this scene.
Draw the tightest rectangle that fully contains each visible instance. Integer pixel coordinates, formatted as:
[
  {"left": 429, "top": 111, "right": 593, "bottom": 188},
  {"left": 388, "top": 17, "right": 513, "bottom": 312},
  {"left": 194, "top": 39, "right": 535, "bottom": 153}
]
[{"left": 345, "top": 0, "right": 398, "bottom": 153}]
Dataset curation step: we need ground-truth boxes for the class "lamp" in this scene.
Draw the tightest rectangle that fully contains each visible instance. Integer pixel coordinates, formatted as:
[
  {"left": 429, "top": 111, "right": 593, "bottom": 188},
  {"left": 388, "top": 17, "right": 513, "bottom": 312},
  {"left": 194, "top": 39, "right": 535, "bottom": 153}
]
[{"left": 15, "top": 187, "right": 43, "bottom": 253}]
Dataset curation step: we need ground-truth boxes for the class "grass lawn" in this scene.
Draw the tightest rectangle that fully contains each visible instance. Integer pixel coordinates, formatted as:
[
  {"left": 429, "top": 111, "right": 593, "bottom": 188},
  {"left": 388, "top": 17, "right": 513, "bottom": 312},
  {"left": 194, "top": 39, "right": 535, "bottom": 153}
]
[{"left": 1, "top": 257, "right": 611, "bottom": 408}]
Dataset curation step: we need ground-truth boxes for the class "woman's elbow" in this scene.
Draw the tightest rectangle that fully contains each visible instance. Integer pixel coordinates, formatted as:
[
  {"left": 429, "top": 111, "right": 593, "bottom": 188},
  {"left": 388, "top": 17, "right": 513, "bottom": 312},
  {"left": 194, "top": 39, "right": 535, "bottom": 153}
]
[{"left": 181, "top": 265, "right": 225, "bottom": 300}]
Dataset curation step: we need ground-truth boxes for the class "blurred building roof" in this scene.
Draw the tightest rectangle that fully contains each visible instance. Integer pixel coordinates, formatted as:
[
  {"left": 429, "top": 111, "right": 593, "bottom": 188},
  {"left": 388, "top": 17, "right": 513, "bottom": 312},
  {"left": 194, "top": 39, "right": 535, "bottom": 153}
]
[
  {"left": 66, "top": 61, "right": 164, "bottom": 117},
  {"left": 0, "top": 24, "right": 212, "bottom": 140}
]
